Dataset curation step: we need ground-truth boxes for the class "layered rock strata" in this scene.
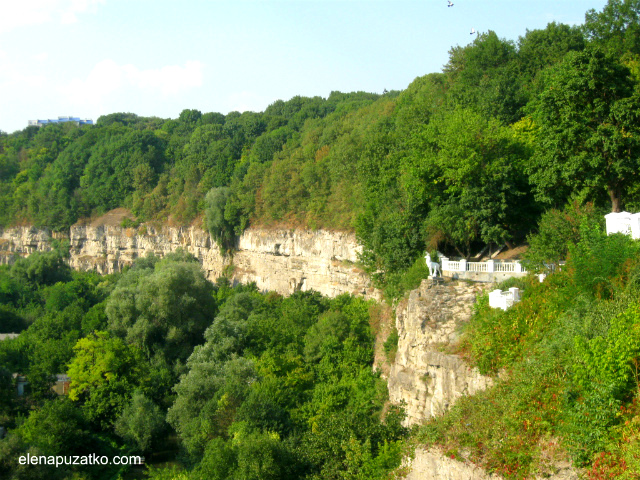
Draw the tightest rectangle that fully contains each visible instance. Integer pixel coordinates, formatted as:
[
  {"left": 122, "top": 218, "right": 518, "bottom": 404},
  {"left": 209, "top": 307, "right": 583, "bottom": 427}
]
[
  {"left": 404, "top": 448, "right": 578, "bottom": 480},
  {"left": 0, "top": 225, "right": 378, "bottom": 299},
  {"left": 392, "top": 281, "right": 579, "bottom": 479},
  {"left": 388, "top": 279, "right": 493, "bottom": 426}
]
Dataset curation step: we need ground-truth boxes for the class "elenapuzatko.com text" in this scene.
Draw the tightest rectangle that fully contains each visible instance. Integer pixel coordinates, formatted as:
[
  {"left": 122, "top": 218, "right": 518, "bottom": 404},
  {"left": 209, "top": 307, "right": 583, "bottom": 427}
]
[{"left": 18, "top": 453, "right": 144, "bottom": 467}]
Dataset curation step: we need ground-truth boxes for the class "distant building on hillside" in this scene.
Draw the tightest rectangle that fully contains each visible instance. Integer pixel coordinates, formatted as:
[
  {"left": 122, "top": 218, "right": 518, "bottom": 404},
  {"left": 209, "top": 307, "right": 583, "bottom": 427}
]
[
  {"left": 52, "top": 374, "right": 71, "bottom": 396},
  {"left": 28, "top": 116, "right": 93, "bottom": 127}
]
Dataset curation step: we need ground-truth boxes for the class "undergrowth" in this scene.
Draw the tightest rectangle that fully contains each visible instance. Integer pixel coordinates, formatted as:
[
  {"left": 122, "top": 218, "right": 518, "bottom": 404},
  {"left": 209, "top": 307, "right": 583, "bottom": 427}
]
[{"left": 416, "top": 225, "right": 640, "bottom": 478}]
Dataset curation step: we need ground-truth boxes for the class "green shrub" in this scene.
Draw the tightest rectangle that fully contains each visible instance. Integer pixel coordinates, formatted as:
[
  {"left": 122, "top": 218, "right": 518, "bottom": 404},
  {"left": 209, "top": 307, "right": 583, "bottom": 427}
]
[
  {"left": 205, "top": 187, "right": 238, "bottom": 253},
  {"left": 523, "top": 202, "right": 602, "bottom": 272},
  {"left": 382, "top": 256, "right": 430, "bottom": 301},
  {"left": 383, "top": 328, "right": 399, "bottom": 362}
]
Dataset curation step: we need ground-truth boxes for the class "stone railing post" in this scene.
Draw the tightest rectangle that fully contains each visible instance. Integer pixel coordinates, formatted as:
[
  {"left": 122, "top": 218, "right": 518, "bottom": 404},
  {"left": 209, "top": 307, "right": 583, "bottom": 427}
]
[
  {"left": 440, "top": 256, "right": 449, "bottom": 271},
  {"left": 508, "top": 287, "right": 520, "bottom": 302},
  {"left": 514, "top": 261, "right": 522, "bottom": 273},
  {"left": 486, "top": 259, "right": 494, "bottom": 273},
  {"left": 459, "top": 259, "right": 467, "bottom": 272}
]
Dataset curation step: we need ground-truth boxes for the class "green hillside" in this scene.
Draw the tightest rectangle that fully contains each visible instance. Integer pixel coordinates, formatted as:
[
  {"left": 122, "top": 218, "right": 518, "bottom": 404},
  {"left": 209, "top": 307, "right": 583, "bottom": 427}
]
[
  {"left": 1, "top": 1, "right": 640, "bottom": 478},
  {"left": 1, "top": 0, "right": 638, "bottom": 287}
]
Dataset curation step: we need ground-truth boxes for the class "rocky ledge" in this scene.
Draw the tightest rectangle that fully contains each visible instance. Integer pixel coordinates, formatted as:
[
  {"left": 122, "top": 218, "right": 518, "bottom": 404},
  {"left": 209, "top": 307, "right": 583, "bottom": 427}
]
[
  {"left": 0, "top": 224, "right": 379, "bottom": 300},
  {"left": 389, "top": 279, "right": 492, "bottom": 426}
]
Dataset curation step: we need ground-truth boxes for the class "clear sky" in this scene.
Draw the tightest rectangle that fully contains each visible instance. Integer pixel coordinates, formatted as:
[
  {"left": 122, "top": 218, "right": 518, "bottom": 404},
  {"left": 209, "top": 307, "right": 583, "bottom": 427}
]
[{"left": 0, "top": 0, "right": 609, "bottom": 134}]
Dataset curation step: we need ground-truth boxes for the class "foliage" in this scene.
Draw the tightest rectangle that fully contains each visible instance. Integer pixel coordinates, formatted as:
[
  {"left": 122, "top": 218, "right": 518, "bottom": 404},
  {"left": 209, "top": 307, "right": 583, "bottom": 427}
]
[
  {"left": 584, "top": 0, "right": 640, "bottom": 59},
  {"left": 383, "top": 328, "right": 399, "bottom": 362},
  {"left": 205, "top": 187, "right": 237, "bottom": 252},
  {"left": 0, "top": 397, "right": 115, "bottom": 480},
  {"left": 524, "top": 202, "right": 602, "bottom": 271},
  {"left": 105, "top": 252, "right": 216, "bottom": 365},
  {"left": 115, "top": 390, "right": 166, "bottom": 453},
  {"left": 166, "top": 290, "right": 405, "bottom": 478},
  {"left": 526, "top": 47, "right": 640, "bottom": 212},
  {"left": 67, "top": 331, "right": 149, "bottom": 428}
]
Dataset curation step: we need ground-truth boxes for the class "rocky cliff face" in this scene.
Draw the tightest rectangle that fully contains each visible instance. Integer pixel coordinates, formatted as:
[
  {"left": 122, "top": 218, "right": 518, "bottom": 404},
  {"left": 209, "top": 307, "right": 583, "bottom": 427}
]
[
  {"left": 1, "top": 224, "right": 576, "bottom": 479},
  {"left": 391, "top": 281, "right": 579, "bottom": 480},
  {"left": 404, "top": 448, "right": 578, "bottom": 480},
  {"left": 0, "top": 225, "right": 378, "bottom": 299},
  {"left": 389, "top": 280, "right": 493, "bottom": 426}
]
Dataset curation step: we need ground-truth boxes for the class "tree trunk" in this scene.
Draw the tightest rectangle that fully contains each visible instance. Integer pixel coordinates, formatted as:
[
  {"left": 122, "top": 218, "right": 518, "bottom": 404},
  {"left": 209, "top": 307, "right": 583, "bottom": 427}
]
[{"left": 608, "top": 185, "right": 622, "bottom": 213}]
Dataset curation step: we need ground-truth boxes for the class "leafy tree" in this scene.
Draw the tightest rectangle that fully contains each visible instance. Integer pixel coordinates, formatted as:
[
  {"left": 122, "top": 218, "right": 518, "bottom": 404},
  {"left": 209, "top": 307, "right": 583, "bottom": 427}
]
[
  {"left": 9, "top": 249, "right": 71, "bottom": 290},
  {"left": 0, "top": 398, "right": 93, "bottom": 480},
  {"left": 584, "top": 0, "right": 640, "bottom": 59},
  {"left": 205, "top": 187, "right": 237, "bottom": 252},
  {"left": 115, "top": 390, "right": 166, "bottom": 453},
  {"left": 524, "top": 202, "right": 602, "bottom": 270},
  {"left": 67, "top": 331, "right": 149, "bottom": 428},
  {"left": 167, "top": 356, "right": 256, "bottom": 457},
  {"left": 445, "top": 31, "right": 523, "bottom": 123},
  {"left": 178, "top": 108, "right": 202, "bottom": 125},
  {"left": 413, "top": 107, "right": 534, "bottom": 255},
  {"left": 303, "top": 311, "right": 351, "bottom": 363},
  {"left": 517, "top": 22, "right": 585, "bottom": 85},
  {"left": 527, "top": 47, "right": 640, "bottom": 212},
  {"left": 105, "top": 254, "right": 216, "bottom": 364}
]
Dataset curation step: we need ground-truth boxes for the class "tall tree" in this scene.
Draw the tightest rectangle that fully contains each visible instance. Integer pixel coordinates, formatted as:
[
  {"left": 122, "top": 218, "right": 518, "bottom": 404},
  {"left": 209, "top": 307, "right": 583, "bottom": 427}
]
[
  {"left": 445, "top": 31, "right": 523, "bottom": 123},
  {"left": 527, "top": 48, "right": 640, "bottom": 212},
  {"left": 410, "top": 107, "right": 533, "bottom": 256},
  {"left": 584, "top": 0, "right": 640, "bottom": 59}
]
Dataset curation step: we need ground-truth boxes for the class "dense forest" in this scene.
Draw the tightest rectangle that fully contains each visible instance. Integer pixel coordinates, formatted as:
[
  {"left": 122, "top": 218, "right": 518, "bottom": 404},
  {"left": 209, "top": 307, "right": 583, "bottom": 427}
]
[
  {"left": 0, "top": 248, "right": 405, "bottom": 479},
  {"left": 1, "top": 0, "right": 640, "bottom": 478},
  {"left": 0, "top": 0, "right": 637, "bottom": 283}
]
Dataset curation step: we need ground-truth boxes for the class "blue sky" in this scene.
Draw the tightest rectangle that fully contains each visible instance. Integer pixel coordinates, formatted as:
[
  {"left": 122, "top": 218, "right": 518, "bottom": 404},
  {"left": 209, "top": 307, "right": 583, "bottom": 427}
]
[{"left": 0, "top": 0, "right": 608, "bottom": 134}]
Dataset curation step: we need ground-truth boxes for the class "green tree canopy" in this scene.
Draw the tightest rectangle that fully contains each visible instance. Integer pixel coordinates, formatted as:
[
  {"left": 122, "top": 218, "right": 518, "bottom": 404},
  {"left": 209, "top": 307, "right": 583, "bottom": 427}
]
[
  {"left": 527, "top": 47, "right": 640, "bottom": 212},
  {"left": 105, "top": 254, "right": 216, "bottom": 364},
  {"left": 584, "top": 0, "right": 640, "bottom": 58}
]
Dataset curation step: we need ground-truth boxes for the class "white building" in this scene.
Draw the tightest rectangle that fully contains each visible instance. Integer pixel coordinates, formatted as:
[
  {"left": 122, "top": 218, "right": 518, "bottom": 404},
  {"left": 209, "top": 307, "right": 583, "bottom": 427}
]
[
  {"left": 605, "top": 211, "right": 640, "bottom": 239},
  {"left": 28, "top": 116, "right": 93, "bottom": 127}
]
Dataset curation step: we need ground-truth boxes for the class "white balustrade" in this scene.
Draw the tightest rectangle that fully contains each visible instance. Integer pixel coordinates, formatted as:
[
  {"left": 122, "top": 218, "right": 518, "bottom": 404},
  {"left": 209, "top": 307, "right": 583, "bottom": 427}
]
[
  {"left": 439, "top": 257, "right": 526, "bottom": 274},
  {"left": 467, "top": 262, "right": 487, "bottom": 272}
]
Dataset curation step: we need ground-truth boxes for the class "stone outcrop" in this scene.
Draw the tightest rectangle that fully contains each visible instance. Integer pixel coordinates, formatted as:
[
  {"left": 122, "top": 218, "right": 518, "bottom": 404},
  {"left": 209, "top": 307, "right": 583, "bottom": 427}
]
[
  {"left": 0, "top": 225, "right": 379, "bottom": 300},
  {"left": 404, "top": 448, "right": 578, "bottom": 480},
  {"left": 0, "top": 227, "right": 65, "bottom": 260},
  {"left": 404, "top": 448, "right": 501, "bottom": 480},
  {"left": 391, "top": 281, "right": 579, "bottom": 479},
  {"left": 389, "top": 280, "right": 493, "bottom": 426}
]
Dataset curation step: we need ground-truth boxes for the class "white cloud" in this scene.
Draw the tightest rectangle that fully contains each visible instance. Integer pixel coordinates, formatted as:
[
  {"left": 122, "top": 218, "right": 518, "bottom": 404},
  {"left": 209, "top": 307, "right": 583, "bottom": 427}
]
[
  {"left": 60, "top": 59, "right": 205, "bottom": 108},
  {"left": 225, "top": 91, "right": 270, "bottom": 113},
  {"left": 123, "top": 61, "right": 205, "bottom": 96},
  {"left": 0, "top": 55, "right": 46, "bottom": 89},
  {"left": 0, "top": 0, "right": 105, "bottom": 33}
]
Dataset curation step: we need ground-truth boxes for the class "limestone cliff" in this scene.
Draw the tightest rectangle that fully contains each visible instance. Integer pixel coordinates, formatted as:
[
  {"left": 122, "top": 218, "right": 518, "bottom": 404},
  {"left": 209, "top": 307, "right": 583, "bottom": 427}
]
[
  {"left": 390, "top": 281, "right": 579, "bottom": 480},
  {"left": 404, "top": 448, "right": 578, "bottom": 480},
  {"left": 0, "top": 225, "right": 379, "bottom": 300},
  {"left": 389, "top": 279, "right": 493, "bottom": 426},
  {"left": 2, "top": 223, "right": 575, "bottom": 478}
]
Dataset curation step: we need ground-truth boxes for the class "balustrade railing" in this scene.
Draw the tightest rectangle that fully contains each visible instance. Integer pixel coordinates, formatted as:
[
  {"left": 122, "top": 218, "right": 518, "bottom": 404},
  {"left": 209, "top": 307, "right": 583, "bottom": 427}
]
[
  {"left": 439, "top": 257, "right": 526, "bottom": 274},
  {"left": 467, "top": 262, "right": 487, "bottom": 272}
]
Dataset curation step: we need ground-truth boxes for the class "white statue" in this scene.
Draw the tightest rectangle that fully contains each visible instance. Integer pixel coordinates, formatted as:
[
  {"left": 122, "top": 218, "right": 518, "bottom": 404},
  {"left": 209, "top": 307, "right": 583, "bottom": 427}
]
[{"left": 425, "top": 252, "right": 441, "bottom": 277}]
